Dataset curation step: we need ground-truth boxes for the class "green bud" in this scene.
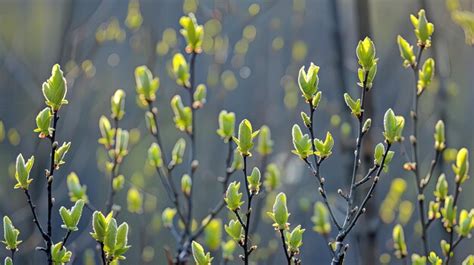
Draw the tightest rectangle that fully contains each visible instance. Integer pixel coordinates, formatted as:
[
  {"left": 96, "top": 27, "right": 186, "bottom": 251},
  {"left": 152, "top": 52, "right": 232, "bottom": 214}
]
[
  {"left": 393, "top": 224, "right": 408, "bottom": 258},
  {"left": 428, "top": 201, "right": 441, "bottom": 220},
  {"left": 410, "top": 9, "right": 435, "bottom": 47},
  {"left": 51, "top": 242, "right": 72, "bottom": 264},
  {"left": 162, "top": 208, "right": 177, "bottom": 228},
  {"left": 59, "top": 199, "right": 85, "bottom": 231},
  {"left": 230, "top": 149, "right": 244, "bottom": 171},
  {"left": 463, "top": 255, "right": 474, "bottom": 265},
  {"left": 298, "top": 63, "right": 320, "bottom": 101},
  {"left": 418, "top": 58, "right": 435, "bottom": 94},
  {"left": 113, "top": 175, "right": 125, "bottom": 192},
  {"left": 225, "top": 182, "right": 244, "bottom": 211},
  {"left": 114, "top": 129, "right": 129, "bottom": 159},
  {"left": 179, "top": 13, "right": 204, "bottom": 53},
  {"left": 434, "top": 120, "right": 445, "bottom": 151},
  {"left": 42, "top": 64, "right": 68, "bottom": 111},
  {"left": 111, "top": 89, "right": 126, "bottom": 120},
  {"left": 145, "top": 111, "right": 157, "bottom": 135},
  {"left": 268, "top": 192, "right": 290, "bottom": 230},
  {"left": 356, "top": 37, "right": 377, "bottom": 70},
  {"left": 383, "top": 108, "right": 405, "bottom": 143},
  {"left": 135, "top": 65, "right": 160, "bottom": 103},
  {"left": 453, "top": 148, "right": 469, "bottom": 184},
  {"left": 2, "top": 216, "right": 21, "bottom": 251},
  {"left": 457, "top": 209, "right": 474, "bottom": 237},
  {"left": 171, "top": 138, "right": 186, "bottom": 166},
  {"left": 147, "top": 143, "right": 163, "bottom": 168},
  {"left": 14, "top": 154, "right": 34, "bottom": 190},
  {"left": 34, "top": 107, "right": 53, "bottom": 138},
  {"left": 204, "top": 219, "right": 222, "bottom": 251},
  {"left": 181, "top": 174, "right": 192, "bottom": 196},
  {"left": 412, "top": 254, "right": 427, "bottom": 265},
  {"left": 397, "top": 35, "right": 416, "bottom": 67},
  {"left": 434, "top": 174, "right": 448, "bottom": 201},
  {"left": 311, "top": 202, "right": 331, "bottom": 235},
  {"left": 216, "top": 110, "right": 235, "bottom": 142},
  {"left": 54, "top": 142, "right": 71, "bottom": 168},
  {"left": 374, "top": 143, "right": 385, "bottom": 166},
  {"left": 102, "top": 218, "right": 130, "bottom": 261},
  {"left": 104, "top": 219, "right": 118, "bottom": 256},
  {"left": 191, "top": 241, "right": 213, "bottom": 265},
  {"left": 171, "top": 95, "right": 192, "bottom": 133},
  {"left": 286, "top": 225, "right": 305, "bottom": 254},
  {"left": 4, "top": 257, "right": 12, "bottom": 265},
  {"left": 314, "top": 132, "right": 334, "bottom": 158},
  {"left": 264, "top": 163, "right": 281, "bottom": 192},
  {"left": 343, "top": 93, "right": 362, "bottom": 117},
  {"left": 172, "top": 53, "right": 190, "bottom": 87},
  {"left": 428, "top": 252, "right": 442, "bottom": 265},
  {"left": 362, "top": 118, "right": 372, "bottom": 133},
  {"left": 67, "top": 172, "right": 89, "bottom": 203},
  {"left": 440, "top": 240, "right": 450, "bottom": 257},
  {"left": 224, "top": 219, "right": 242, "bottom": 241},
  {"left": 312, "top": 91, "right": 322, "bottom": 109},
  {"left": 257, "top": 125, "right": 273, "bottom": 156},
  {"left": 301, "top": 112, "right": 311, "bottom": 127},
  {"left": 127, "top": 187, "right": 143, "bottom": 214},
  {"left": 193, "top": 84, "right": 207, "bottom": 108},
  {"left": 91, "top": 211, "right": 113, "bottom": 243},
  {"left": 222, "top": 240, "right": 236, "bottom": 261},
  {"left": 291, "top": 124, "right": 313, "bottom": 159},
  {"left": 247, "top": 167, "right": 261, "bottom": 194},
  {"left": 441, "top": 196, "right": 457, "bottom": 231},
  {"left": 233, "top": 119, "right": 259, "bottom": 156},
  {"left": 98, "top": 116, "right": 114, "bottom": 148}
]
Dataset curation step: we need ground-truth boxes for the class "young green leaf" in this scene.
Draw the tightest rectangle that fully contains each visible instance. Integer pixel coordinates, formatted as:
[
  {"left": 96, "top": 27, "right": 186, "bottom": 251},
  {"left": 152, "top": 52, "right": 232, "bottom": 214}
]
[
  {"left": 298, "top": 63, "right": 320, "bottom": 101},
  {"left": 51, "top": 242, "right": 72, "bottom": 264},
  {"left": 34, "top": 107, "right": 53, "bottom": 138},
  {"left": 67, "top": 172, "right": 88, "bottom": 203},
  {"left": 204, "top": 219, "right": 222, "bottom": 251},
  {"left": 383, "top": 109, "right": 405, "bottom": 143},
  {"left": 162, "top": 208, "right": 177, "bottom": 228},
  {"left": 59, "top": 199, "right": 85, "bottom": 231},
  {"left": 135, "top": 65, "right": 160, "bottom": 104},
  {"left": 257, "top": 125, "right": 273, "bottom": 156},
  {"left": 111, "top": 89, "right": 126, "bottom": 120},
  {"left": 2, "top": 216, "right": 21, "bottom": 251},
  {"left": 233, "top": 119, "right": 259, "bottom": 156},
  {"left": 397, "top": 35, "right": 416, "bottom": 67},
  {"left": 224, "top": 182, "right": 244, "bottom": 211},
  {"left": 453, "top": 148, "right": 469, "bottom": 184},
  {"left": 172, "top": 53, "right": 190, "bottom": 87},
  {"left": 314, "top": 132, "right": 334, "bottom": 158},
  {"left": 171, "top": 138, "right": 186, "bottom": 166},
  {"left": 179, "top": 13, "right": 204, "bottom": 53},
  {"left": 147, "top": 143, "right": 163, "bottom": 168},
  {"left": 393, "top": 224, "right": 408, "bottom": 258},
  {"left": 247, "top": 167, "right": 261, "bottom": 194},
  {"left": 54, "top": 142, "right": 71, "bottom": 168},
  {"left": 42, "top": 64, "right": 68, "bottom": 111},
  {"left": 181, "top": 174, "right": 192, "bottom": 196},
  {"left": 224, "top": 219, "right": 242, "bottom": 241},
  {"left": 410, "top": 9, "right": 435, "bottom": 47},
  {"left": 434, "top": 120, "right": 446, "bottom": 151},
  {"left": 418, "top": 58, "right": 435, "bottom": 93},
  {"left": 191, "top": 241, "right": 213, "bottom": 265},
  {"left": 286, "top": 225, "right": 305, "bottom": 254},
  {"left": 171, "top": 95, "right": 192, "bottom": 133},
  {"left": 291, "top": 124, "right": 313, "bottom": 159},
  {"left": 216, "top": 110, "right": 235, "bottom": 142},
  {"left": 14, "top": 154, "right": 34, "bottom": 190},
  {"left": 343, "top": 93, "right": 362, "bottom": 117},
  {"left": 268, "top": 192, "right": 290, "bottom": 230},
  {"left": 311, "top": 202, "right": 331, "bottom": 235}
]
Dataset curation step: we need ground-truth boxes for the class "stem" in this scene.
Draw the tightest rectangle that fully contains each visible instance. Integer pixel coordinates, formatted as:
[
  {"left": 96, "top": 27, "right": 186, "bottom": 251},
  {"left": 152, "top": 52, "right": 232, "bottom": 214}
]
[
  {"left": 46, "top": 110, "right": 59, "bottom": 265},
  {"left": 105, "top": 117, "right": 120, "bottom": 213},
  {"left": 100, "top": 242, "right": 107, "bottom": 265},
  {"left": 185, "top": 51, "right": 198, "bottom": 240},
  {"left": 61, "top": 230, "right": 72, "bottom": 247},
  {"left": 279, "top": 229, "right": 292, "bottom": 265},
  {"left": 23, "top": 189, "right": 49, "bottom": 241},
  {"left": 242, "top": 155, "right": 254, "bottom": 265},
  {"left": 445, "top": 182, "right": 461, "bottom": 265},
  {"left": 409, "top": 45, "right": 429, "bottom": 256}
]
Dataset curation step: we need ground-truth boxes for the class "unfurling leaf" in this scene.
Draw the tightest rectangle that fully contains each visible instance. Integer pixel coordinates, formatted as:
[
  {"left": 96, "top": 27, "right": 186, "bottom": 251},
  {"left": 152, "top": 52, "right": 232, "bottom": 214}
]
[
  {"left": 51, "top": 242, "right": 72, "bottom": 264},
  {"left": 224, "top": 219, "right": 242, "bottom": 241},
  {"left": 286, "top": 225, "right": 305, "bottom": 254},
  {"left": 225, "top": 182, "right": 244, "bottom": 211},
  {"left": 42, "top": 64, "right": 68, "bottom": 111},
  {"left": 312, "top": 202, "right": 331, "bottom": 235},
  {"left": 171, "top": 138, "right": 186, "bottom": 166},
  {"left": 34, "top": 107, "right": 53, "bottom": 138},
  {"left": 298, "top": 63, "right": 320, "bottom": 101},
  {"left": 59, "top": 199, "right": 85, "bottom": 231},
  {"left": 181, "top": 174, "right": 192, "bottom": 196},
  {"left": 14, "top": 154, "right": 34, "bottom": 190},
  {"left": 111, "top": 89, "right": 126, "bottom": 120},
  {"left": 383, "top": 109, "right": 405, "bottom": 143},
  {"left": 291, "top": 124, "right": 312, "bottom": 159},
  {"left": 268, "top": 192, "right": 290, "bottom": 230},
  {"left": 147, "top": 143, "right": 163, "bottom": 168},
  {"left": 162, "top": 208, "right": 177, "bottom": 228},
  {"left": 191, "top": 241, "right": 213, "bottom": 265},
  {"left": 257, "top": 125, "right": 273, "bottom": 156},
  {"left": 135, "top": 65, "right": 159, "bottom": 104},
  {"left": 247, "top": 167, "right": 261, "bottom": 194},
  {"left": 410, "top": 9, "right": 435, "bottom": 47},
  {"left": 171, "top": 95, "right": 192, "bottom": 133},
  {"left": 54, "top": 142, "right": 71, "bottom": 168},
  {"left": 434, "top": 120, "right": 446, "bottom": 151},
  {"left": 67, "top": 172, "right": 89, "bottom": 203},
  {"left": 343, "top": 93, "right": 362, "bottom": 117},
  {"left": 397, "top": 35, "right": 416, "bottom": 67},
  {"left": 233, "top": 119, "right": 259, "bottom": 156},
  {"left": 216, "top": 110, "right": 235, "bottom": 142},
  {"left": 172, "top": 53, "right": 190, "bottom": 87},
  {"left": 418, "top": 58, "right": 435, "bottom": 94},
  {"left": 393, "top": 224, "right": 408, "bottom": 258},
  {"left": 453, "top": 148, "right": 469, "bottom": 184},
  {"left": 2, "top": 216, "right": 21, "bottom": 251},
  {"left": 314, "top": 132, "right": 334, "bottom": 158},
  {"left": 179, "top": 13, "right": 204, "bottom": 53}
]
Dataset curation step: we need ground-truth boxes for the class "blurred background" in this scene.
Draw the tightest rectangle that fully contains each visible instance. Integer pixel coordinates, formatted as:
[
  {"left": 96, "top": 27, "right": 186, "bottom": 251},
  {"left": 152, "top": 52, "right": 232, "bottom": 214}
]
[{"left": 0, "top": 0, "right": 473, "bottom": 264}]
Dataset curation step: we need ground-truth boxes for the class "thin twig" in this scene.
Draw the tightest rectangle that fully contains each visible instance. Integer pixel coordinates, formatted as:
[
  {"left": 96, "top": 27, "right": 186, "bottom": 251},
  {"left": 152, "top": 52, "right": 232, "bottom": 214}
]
[{"left": 279, "top": 229, "right": 291, "bottom": 265}]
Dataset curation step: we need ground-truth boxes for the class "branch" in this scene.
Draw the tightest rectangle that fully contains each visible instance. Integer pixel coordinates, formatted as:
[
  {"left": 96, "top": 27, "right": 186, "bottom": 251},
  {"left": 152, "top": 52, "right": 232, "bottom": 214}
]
[{"left": 279, "top": 229, "right": 292, "bottom": 265}]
